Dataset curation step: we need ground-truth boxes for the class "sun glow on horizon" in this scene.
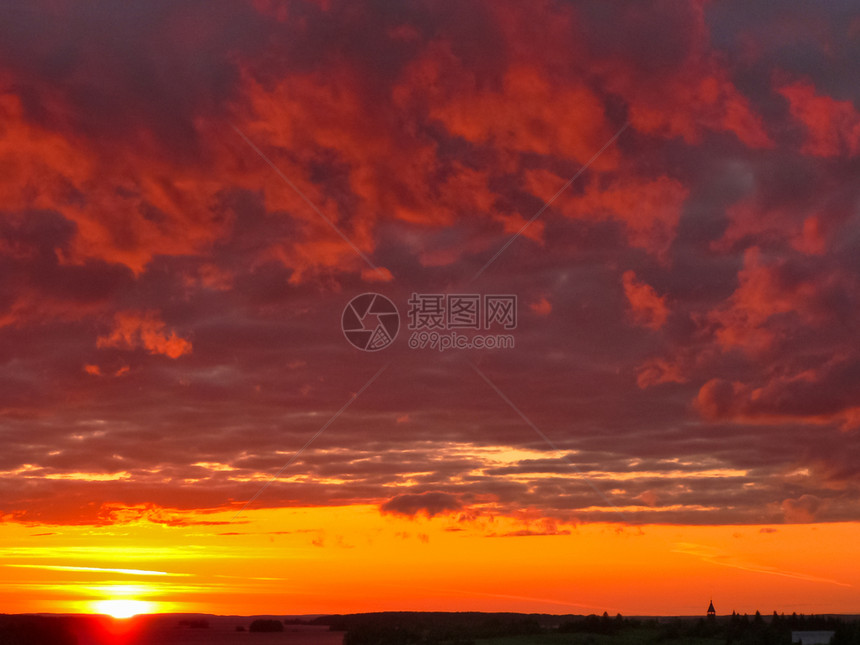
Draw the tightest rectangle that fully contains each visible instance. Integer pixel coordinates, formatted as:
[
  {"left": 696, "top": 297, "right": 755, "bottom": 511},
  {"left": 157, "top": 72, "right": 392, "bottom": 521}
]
[
  {"left": 1, "top": 509, "right": 859, "bottom": 616},
  {"left": 92, "top": 598, "right": 156, "bottom": 619}
]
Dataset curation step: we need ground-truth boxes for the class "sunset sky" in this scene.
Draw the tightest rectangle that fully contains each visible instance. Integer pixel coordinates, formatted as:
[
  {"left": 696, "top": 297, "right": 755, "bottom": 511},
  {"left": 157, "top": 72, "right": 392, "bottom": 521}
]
[{"left": 2, "top": 0, "right": 860, "bottom": 618}]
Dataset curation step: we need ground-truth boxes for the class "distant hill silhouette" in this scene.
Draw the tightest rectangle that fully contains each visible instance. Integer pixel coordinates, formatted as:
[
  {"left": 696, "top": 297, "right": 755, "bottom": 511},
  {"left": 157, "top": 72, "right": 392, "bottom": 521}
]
[{"left": 0, "top": 615, "right": 77, "bottom": 645}]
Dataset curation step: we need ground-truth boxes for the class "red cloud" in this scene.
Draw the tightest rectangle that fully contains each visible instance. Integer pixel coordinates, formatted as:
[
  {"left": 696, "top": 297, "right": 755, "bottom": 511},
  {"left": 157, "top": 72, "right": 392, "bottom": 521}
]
[
  {"left": 427, "top": 62, "right": 615, "bottom": 164},
  {"left": 778, "top": 79, "right": 860, "bottom": 157},
  {"left": 574, "top": 175, "right": 689, "bottom": 259},
  {"left": 0, "top": 93, "right": 231, "bottom": 276},
  {"left": 625, "top": 71, "right": 773, "bottom": 148},
  {"left": 529, "top": 297, "right": 552, "bottom": 316},
  {"left": 781, "top": 494, "right": 823, "bottom": 523},
  {"left": 584, "top": 1, "right": 772, "bottom": 148},
  {"left": 490, "top": 0, "right": 772, "bottom": 148},
  {"left": 694, "top": 378, "right": 743, "bottom": 420},
  {"left": 98, "top": 311, "right": 192, "bottom": 359},
  {"left": 694, "top": 358, "right": 860, "bottom": 431},
  {"left": 716, "top": 197, "right": 832, "bottom": 257},
  {"left": 238, "top": 68, "right": 508, "bottom": 274},
  {"left": 622, "top": 271, "right": 669, "bottom": 330},
  {"left": 704, "top": 247, "right": 824, "bottom": 354},
  {"left": 635, "top": 490, "right": 659, "bottom": 507},
  {"left": 525, "top": 172, "right": 688, "bottom": 259},
  {"left": 636, "top": 357, "right": 688, "bottom": 389}
]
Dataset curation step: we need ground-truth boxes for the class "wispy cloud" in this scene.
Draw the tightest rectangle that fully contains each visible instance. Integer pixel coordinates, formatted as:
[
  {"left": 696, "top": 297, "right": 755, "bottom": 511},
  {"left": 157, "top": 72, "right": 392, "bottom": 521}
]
[
  {"left": 673, "top": 543, "right": 852, "bottom": 588},
  {"left": 4, "top": 564, "right": 192, "bottom": 577}
]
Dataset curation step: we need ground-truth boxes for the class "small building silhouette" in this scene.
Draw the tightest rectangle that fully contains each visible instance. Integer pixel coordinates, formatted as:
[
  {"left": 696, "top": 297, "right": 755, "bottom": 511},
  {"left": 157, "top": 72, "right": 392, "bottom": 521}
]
[{"left": 706, "top": 600, "right": 716, "bottom": 617}]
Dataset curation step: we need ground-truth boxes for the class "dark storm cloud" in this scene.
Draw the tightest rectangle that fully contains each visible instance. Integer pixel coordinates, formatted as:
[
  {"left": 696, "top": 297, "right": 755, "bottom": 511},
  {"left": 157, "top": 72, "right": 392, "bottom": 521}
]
[
  {"left": 380, "top": 491, "right": 464, "bottom": 518},
  {"left": 0, "top": 0, "right": 270, "bottom": 153}
]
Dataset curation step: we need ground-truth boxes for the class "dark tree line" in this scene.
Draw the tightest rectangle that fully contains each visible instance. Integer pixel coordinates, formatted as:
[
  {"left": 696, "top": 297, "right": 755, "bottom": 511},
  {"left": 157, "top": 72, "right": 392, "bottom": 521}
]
[
  {"left": 249, "top": 618, "right": 285, "bottom": 632},
  {"left": 314, "top": 610, "right": 860, "bottom": 645},
  {"left": 315, "top": 612, "right": 543, "bottom": 645}
]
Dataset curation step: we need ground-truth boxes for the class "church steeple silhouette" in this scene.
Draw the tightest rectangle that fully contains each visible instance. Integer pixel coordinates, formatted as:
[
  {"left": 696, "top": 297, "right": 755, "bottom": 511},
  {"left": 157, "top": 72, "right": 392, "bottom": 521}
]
[{"left": 707, "top": 600, "right": 716, "bottom": 617}]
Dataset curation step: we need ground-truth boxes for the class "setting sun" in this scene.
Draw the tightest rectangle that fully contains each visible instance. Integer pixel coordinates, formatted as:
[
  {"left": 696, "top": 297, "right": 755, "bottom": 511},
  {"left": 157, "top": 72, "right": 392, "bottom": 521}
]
[{"left": 92, "top": 599, "right": 154, "bottom": 619}]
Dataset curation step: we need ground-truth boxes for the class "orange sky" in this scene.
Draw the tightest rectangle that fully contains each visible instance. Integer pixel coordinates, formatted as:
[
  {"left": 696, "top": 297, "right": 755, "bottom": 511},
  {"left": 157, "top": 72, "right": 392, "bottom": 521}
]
[
  {"left": 2, "top": 507, "right": 859, "bottom": 616},
  {"left": 1, "top": 0, "right": 860, "bottom": 618}
]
